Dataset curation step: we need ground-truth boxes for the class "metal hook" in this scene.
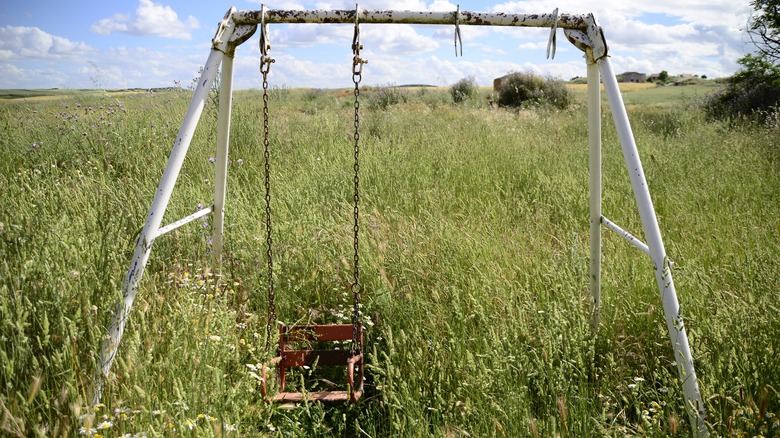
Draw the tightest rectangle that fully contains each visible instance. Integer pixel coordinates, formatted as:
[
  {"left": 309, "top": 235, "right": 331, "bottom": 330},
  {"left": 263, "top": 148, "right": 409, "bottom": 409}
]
[
  {"left": 546, "top": 7, "right": 559, "bottom": 59},
  {"left": 352, "top": 4, "right": 367, "bottom": 75},
  {"left": 259, "top": 4, "right": 275, "bottom": 73},
  {"left": 352, "top": 3, "right": 361, "bottom": 55},
  {"left": 260, "top": 5, "right": 271, "bottom": 60},
  {"left": 454, "top": 5, "right": 463, "bottom": 57}
]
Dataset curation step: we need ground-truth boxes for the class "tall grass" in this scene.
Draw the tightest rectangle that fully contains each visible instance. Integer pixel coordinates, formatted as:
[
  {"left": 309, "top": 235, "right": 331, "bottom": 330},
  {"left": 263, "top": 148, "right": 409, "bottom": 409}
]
[{"left": 0, "top": 87, "right": 778, "bottom": 436}]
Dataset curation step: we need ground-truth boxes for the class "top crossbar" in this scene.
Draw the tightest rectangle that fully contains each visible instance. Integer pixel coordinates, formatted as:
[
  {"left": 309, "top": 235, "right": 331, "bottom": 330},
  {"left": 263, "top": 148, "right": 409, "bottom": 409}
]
[
  {"left": 232, "top": 9, "right": 590, "bottom": 29},
  {"left": 217, "top": 7, "right": 608, "bottom": 63}
]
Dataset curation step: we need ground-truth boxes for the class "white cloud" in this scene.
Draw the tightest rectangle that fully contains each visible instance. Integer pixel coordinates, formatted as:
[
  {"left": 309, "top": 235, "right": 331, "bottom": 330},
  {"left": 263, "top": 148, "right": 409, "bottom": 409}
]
[
  {"left": 92, "top": 0, "right": 200, "bottom": 40},
  {"left": 252, "top": 1, "right": 307, "bottom": 10},
  {"left": 0, "top": 26, "right": 94, "bottom": 60},
  {"left": 271, "top": 22, "right": 438, "bottom": 55},
  {"left": 0, "top": 63, "right": 71, "bottom": 89},
  {"left": 483, "top": 0, "right": 749, "bottom": 78},
  {"left": 92, "top": 45, "right": 206, "bottom": 88},
  {"left": 490, "top": 0, "right": 750, "bottom": 26},
  {"left": 363, "top": 24, "right": 439, "bottom": 54},
  {"left": 518, "top": 41, "right": 547, "bottom": 51},
  {"left": 0, "top": 1, "right": 753, "bottom": 89},
  {"left": 272, "top": 23, "right": 352, "bottom": 47}
]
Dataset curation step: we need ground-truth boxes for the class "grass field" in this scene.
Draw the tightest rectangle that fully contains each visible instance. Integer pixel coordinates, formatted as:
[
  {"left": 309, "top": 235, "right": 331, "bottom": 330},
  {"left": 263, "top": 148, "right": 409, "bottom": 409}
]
[
  {"left": 1, "top": 84, "right": 779, "bottom": 437},
  {"left": 567, "top": 82, "right": 723, "bottom": 107}
]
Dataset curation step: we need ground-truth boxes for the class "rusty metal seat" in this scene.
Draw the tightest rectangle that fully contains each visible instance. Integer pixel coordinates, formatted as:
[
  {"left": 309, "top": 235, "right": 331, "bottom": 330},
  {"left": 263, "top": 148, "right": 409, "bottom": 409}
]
[{"left": 261, "top": 323, "right": 364, "bottom": 403}]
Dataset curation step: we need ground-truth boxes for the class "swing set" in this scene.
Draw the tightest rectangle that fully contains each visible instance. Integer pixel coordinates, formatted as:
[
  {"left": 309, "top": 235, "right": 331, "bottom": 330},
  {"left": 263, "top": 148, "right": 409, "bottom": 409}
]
[{"left": 94, "top": 5, "right": 709, "bottom": 436}]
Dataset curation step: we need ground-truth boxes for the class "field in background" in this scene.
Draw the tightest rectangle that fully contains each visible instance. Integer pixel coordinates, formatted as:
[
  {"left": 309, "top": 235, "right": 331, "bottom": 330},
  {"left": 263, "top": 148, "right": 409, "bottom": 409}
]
[
  {"left": 567, "top": 82, "right": 723, "bottom": 106},
  {"left": 1, "top": 85, "right": 778, "bottom": 437},
  {"left": 0, "top": 89, "right": 155, "bottom": 102}
]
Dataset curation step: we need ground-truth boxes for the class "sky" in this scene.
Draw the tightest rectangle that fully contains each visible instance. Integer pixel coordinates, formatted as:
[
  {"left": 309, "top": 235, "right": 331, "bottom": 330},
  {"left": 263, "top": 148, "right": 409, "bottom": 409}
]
[{"left": 0, "top": 0, "right": 756, "bottom": 90}]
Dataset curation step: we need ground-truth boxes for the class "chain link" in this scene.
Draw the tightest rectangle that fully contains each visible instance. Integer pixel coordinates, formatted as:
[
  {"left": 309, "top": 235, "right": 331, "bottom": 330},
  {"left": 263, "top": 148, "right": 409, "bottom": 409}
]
[
  {"left": 261, "top": 59, "right": 276, "bottom": 356},
  {"left": 351, "top": 46, "right": 365, "bottom": 355}
]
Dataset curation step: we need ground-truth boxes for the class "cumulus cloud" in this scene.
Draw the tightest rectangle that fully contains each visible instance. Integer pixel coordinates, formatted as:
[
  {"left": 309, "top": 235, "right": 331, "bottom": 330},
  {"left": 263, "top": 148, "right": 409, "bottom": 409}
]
[
  {"left": 272, "top": 23, "right": 438, "bottom": 55},
  {"left": 272, "top": 23, "right": 353, "bottom": 47},
  {"left": 0, "top": 26, "right": 94, "bottom": 59},
  {"left": 92, "top": 0, "right": 200, "bottom": 40},
  {"left": 484, "top": 0, "right": 749, "bottom": 77},
  {"left": 0, "top": 62, "right": 72, "bottom": 89},
  {"left": 363, "top": 24, "right": 439, "bottom": 54},
  {"left": 0, "top": 1, "right": 753, "bottom": 89}
]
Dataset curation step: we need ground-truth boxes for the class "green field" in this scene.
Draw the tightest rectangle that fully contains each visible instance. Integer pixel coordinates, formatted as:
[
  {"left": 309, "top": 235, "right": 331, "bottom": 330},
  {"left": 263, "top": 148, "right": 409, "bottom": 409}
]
[
  {"left": 1, "top": 85, "right": 779, "bottom": 437},
  {"left": 567, "top": 82, "right": 725, "bottom": 107}
]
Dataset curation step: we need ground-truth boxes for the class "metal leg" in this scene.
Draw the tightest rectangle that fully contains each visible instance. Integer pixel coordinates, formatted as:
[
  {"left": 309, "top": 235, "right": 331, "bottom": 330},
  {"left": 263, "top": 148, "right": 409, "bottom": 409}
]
[
  {"left": 94, "top": 49, "right": 225, "bottom": 405},
  {"left": 587, "top": 60, "right": 602, "bottom": 333},
  {"left": 213, "top": 55, "right": 235, "bottom": 266},
  {"left": 599, "top": 57, "right": 708, "bottom": 437}
]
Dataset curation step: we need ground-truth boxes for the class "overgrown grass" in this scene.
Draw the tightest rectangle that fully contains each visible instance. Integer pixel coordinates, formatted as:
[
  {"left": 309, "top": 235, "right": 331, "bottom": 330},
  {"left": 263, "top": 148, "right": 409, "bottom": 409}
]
[{"left": 0, "top": 86, "right": 778, "bottom": 437}]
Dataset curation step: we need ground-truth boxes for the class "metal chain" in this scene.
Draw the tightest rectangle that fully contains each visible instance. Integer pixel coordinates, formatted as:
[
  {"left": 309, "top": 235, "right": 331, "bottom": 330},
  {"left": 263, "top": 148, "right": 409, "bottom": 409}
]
[
  {"left": 351, "top": 33, "right": 366, "bottom": 355},
  {"left": 261, "top": 58, "right": 276, "bottom": 355}
]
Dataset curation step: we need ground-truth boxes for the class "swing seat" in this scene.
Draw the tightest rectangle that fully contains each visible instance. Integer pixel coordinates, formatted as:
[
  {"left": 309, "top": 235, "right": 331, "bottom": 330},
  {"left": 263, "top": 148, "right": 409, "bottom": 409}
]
[{"left": 261, "top": 323, "right": 364, "bottom": 403}]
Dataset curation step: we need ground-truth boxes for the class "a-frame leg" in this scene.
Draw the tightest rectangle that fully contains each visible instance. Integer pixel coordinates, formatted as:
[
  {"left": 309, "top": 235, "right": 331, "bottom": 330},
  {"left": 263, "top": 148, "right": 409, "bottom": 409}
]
[
  {"left": 94, "top": 49, "right": 225, "bottom": 405},
  {"left": 212, "top": 55, "right": 235, "bottom": 265},
  {"left": 599, "top": 57, "right": 708, "bottom": 437}
]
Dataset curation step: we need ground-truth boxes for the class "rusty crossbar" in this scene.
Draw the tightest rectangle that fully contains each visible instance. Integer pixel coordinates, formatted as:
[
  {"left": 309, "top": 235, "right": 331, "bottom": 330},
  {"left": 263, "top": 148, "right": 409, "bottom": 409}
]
[{"left": 232, "top": 9, "right": 591, "bottom": 30}]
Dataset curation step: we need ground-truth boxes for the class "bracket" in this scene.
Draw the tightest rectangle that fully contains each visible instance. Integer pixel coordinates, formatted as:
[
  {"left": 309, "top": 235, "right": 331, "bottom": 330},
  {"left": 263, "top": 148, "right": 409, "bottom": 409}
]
[
  {"left": 565, "top": 13, "right": 607, "bottom": 64},
  {"left": 213, "top": 7, "right": 257, "bottom": 57}
]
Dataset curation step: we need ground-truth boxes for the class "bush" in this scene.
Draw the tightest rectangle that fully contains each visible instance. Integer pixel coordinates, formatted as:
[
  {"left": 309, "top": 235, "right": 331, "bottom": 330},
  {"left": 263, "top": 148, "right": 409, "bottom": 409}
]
[
  {"left": 702, "top": 54, "right": 780, "bottom": 124},
  {"left": 497, "top": 72, "right": 573, "bottom": 109},
  {"left": 366, "top": 84, "right": 408, "bottom": 110},
  {"left": 450, "top": 76, "right": 478, "bottom": 103}
]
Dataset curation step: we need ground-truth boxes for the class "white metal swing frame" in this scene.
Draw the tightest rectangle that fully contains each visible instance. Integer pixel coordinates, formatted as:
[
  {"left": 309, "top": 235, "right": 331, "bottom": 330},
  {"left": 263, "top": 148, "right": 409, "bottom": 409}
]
[{"left": 95, "top": 5, "right": 709, "bottom": 436}]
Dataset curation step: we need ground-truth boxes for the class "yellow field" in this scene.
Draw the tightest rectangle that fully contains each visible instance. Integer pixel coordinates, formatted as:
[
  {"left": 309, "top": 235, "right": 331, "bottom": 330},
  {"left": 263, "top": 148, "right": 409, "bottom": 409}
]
[{"left": 0, "top": 89, "right": 151, "bottom": 103}]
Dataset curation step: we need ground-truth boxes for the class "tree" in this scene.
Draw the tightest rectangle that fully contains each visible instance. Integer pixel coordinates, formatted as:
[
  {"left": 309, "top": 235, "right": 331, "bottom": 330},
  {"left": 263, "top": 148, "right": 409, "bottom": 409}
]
[
  {"left": 658, "top": 70, "right": 669, "bottom": 83},
  {"left": 703, "top": 54, "right": 780, "bottom": 122},
  {"left": 702, "top": 0, "right": 780, "bottom": 123},
  {"left": 747, "top": 0, "right": 780, "bottom": 64}
]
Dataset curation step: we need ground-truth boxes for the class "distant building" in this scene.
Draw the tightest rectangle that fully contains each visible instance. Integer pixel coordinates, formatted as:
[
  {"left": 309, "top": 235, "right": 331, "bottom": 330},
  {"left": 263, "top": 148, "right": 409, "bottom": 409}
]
[
  {"left": 622, "top": 72, "right": 647, "bottom": 83},
  {"left": 493, "top": 74, "right": 514, "bottom": 92}
]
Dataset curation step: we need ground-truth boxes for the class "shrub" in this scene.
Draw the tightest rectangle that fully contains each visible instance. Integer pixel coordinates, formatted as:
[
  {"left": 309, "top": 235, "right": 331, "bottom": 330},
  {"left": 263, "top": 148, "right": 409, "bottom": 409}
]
[
  {"left": 497, "top": 72, "right": 573, "bottom": 109},
  {"left": 366, "top": 84, "right": 408, "bottom": 110},
  {"left": 450, "top": 76, "right": 478, "bottom": 103},
  {"left": 702, "top": 54, "right": 780, "bottom": 125},
  {"left": 268, "top": 83, "right": 292, "bottom": 102}
]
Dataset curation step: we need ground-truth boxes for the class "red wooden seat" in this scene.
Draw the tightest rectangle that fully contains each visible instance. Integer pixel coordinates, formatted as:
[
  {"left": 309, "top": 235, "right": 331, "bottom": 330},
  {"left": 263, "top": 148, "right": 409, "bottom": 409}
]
[{"left": 260, "top": 323, "right": 364, "bottom": 403}]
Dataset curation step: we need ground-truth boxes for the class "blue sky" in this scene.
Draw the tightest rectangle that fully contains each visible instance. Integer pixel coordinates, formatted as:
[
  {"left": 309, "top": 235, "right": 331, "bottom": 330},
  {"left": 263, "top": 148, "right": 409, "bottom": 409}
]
[{"left": 0, "top": 0, "right": 754, "bottom": 89}]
